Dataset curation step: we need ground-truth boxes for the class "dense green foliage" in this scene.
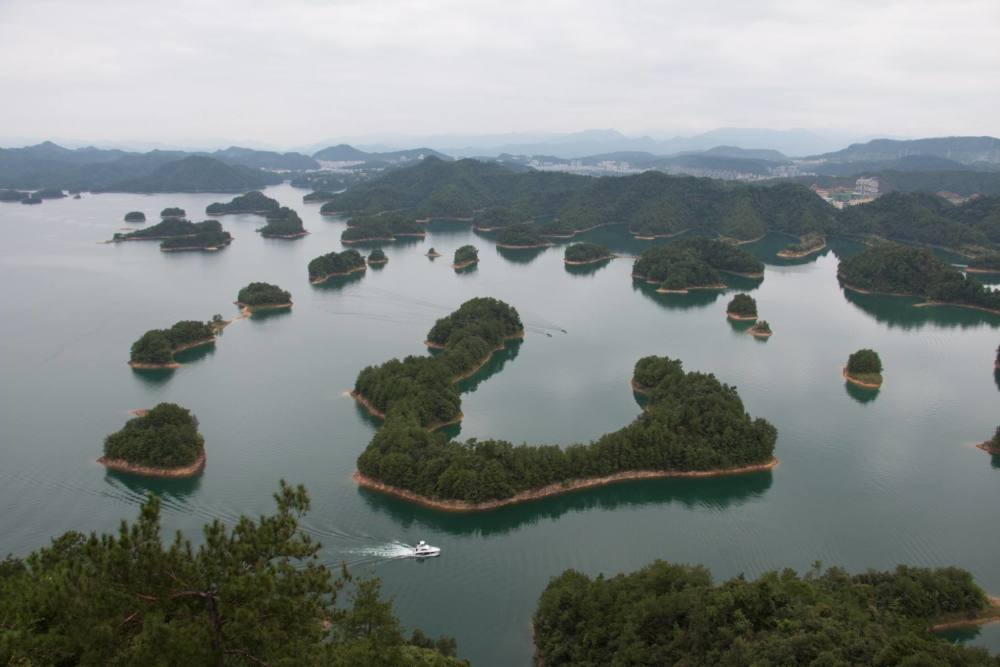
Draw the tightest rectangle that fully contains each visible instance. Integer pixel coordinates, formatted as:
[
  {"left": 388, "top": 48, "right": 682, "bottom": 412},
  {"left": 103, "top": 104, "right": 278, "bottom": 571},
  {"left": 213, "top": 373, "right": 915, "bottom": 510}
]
[
  {"left": 308, "top": 249, "right": 367, "bottom": 280},
  {"left": 368, "top": 247, "right": 388, "bottom": 264},
  {"left": 237, "top": 282, "right": 291, "bottom": 307},
  {"left": 564, "top": 242, "right": 612, "bottom": 263},
  {"left": 474, "top": 206, "right": 519, "bottom": 229},
  {"left": 354, "top": 299, "right": 523, "bottom": 430},
  {"left": 102, "top": 403, "right": 204, "bottom": 468},
  {"left": 159, "top": 220, "right": 232, "bottom": 251},
  {"left": 160, "top": 207, "right": 185, "bottom": 218},
  {"left": 779, "top": 231, "right": 826, "bottom": 255},
  {"left": 633, "top": 239, "right": 762, "bottom": 291},
  {"left": 130, "top": 320, "right": 216, "bottom": 365},
  {"left": 847, "top": 348, "right": 883, "bottom": 374},
  {"left": 205, "top": 190, "right": 279, "bottom": 215},
  {"left": 258, "top": 207, "right": 306, "bottom": 237},
  {"left": 838, "top": 244, "right": 1000, "bottom": 311},
  {"left": 727, "top": 293, "right": 757, "bottom": 317},
  {"left": 534, "top": 561, "right": 996, "bottom": 666},
  {"left": 968, "top": 252, "right": 1000, "bottom": 272},
  {"left": 453, "top": 245, "right": 479, "bottom": 266},
  {"left": 496, "top": 223, "right": 546, "bottom": 247},
  {"left": 357, "top": 354, "right": 777, "bottom": 503},
  {"left": 0, "top": 483, "right": 464, "bottom": 665},
  {"left": 751, "top": 320, "right": 772, "bottom": 335},
  {"left": 339, "top": 213, "right": 424, "bottom": 243},
  {"left": 123, "top": 210, "right": 145, "bottom": 222},
  {"left": 303, "top": 189, "right": 338, "bottom": 202}
]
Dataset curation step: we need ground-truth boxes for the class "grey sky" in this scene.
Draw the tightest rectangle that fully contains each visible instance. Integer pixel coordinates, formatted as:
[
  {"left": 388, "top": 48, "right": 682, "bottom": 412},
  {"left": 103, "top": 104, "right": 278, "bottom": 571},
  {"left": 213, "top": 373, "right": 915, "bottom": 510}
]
[{"left": 1, "top": 0, "right": 998, "bottom": 148}]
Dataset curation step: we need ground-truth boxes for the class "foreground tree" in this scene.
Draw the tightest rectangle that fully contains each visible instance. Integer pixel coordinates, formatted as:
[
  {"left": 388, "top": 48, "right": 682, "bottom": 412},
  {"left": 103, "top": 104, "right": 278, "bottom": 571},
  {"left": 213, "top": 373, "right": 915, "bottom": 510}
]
[{"left": 0, "top": 483, "right": 464, "bottom": 665}]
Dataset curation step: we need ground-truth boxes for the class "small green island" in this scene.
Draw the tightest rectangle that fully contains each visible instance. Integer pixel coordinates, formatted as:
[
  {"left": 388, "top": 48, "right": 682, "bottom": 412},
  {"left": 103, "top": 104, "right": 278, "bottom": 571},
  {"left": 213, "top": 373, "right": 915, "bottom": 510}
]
[
  {"left": 367, "top": 248, "right": 388, "bottom": 265},
  {"left": 160, "top": 207, "right": 186, "bottom": 219},
  {"left": 452, "top": 245, "right": 479, "bottom": 269},
  {"left": 123, "top": 210, "right": 146, "bottom": 222},
  {"left": 845, "top": 348, "right": 883, "bottom": 388},
  {"left": 633, "top": 238, "right": 763, "bottom": 293},
  {"left": 308, "top": 249, "right": 367, "bottom": 283},
  {"left": 236, "top": 282, "right": 292, "bottom": 312},
  {"left": 341, "top": 213, "right": 425, "bottom": 244},
  {"left": 495, "top": 223, "right": 549, "bottom": 249},
  {"left": 978, "top": 426, "right": 1000, "bottom": 455},
  {"left": 129, "top": 318, "right": 223, "bottom": 369},
  {"left": 98, "top": 403, "right": 206, "bottom": 477},
  {"left": 777, "top": 231, "right": 827, "bottom": 259},
  {"left": 748, "top": 320, "right": 772, "bottom": 338},
  {"left": 534, "top": 561, "right": 1000, "bottom": 666},
  {"left": 206, "top": 190, "right": 279, "bottom": 216},
  {"left": 564, "top": 242, "right": 613, "bottom": 265},
  {"left": 838, "top": 244, "right": 1000, "bottom": 314},
  {"left": 426, "top": 247, "right": 442, "bottom": 258},
  {"left": 113, "top": 218, "right": 233, "bottom": 252},
  {"left": 258, "top": 207, "right": 308, "bottom": 238},
  {"left": 726, "top": 293, "right": 758, "bottom": 320}
]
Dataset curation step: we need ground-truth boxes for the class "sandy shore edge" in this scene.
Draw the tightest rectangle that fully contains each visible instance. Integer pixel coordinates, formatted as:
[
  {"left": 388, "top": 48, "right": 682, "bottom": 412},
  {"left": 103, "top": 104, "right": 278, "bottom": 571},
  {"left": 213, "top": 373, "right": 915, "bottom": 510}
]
[
  {"left": 843, "top": 366, "right": 882, "bottom": 389},
  {"left": 98, "top": 451, "right": 206, "bottom": 478}
]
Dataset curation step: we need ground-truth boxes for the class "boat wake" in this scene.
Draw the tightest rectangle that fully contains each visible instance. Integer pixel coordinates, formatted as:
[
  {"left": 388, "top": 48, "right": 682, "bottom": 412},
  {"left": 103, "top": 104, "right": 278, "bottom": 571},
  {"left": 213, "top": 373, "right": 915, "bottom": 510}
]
[{"left": 345, "top": 540, "right": 421, "bottom": 562}]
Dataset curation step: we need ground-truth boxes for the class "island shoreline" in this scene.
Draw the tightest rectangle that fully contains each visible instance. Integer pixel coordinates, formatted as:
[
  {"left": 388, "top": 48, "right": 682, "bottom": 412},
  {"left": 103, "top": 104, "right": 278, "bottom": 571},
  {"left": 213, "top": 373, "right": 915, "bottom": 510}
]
[
  {"left": 843, "top": 366, "right": 882, "bottom": 389},
  {"left": 98, "top": 451, "right": 206, "bottom": 478}
]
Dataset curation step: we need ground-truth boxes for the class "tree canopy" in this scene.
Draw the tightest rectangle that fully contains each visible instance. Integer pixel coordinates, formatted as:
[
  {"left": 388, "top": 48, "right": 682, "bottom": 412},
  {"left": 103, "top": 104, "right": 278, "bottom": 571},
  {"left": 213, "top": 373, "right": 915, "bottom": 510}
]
[
  {"left": 237, "top": 282, "right": 291, "bottom": 307},
  {"left": 453, "top": 245, "right": 478, "bottom": 266},
  {"left": 848, "top": 348, "right": 883, "bottom": 374},
  {"left": 103, "top": 403, "right": 204, "bottom": 468},
  {"left": 258, "top": 207, "right": 306, "bottom": 238},
  {"left": 564, "top": 242, "right": 612, "bottom": 263},
  {"left": 0, "top": 482, "right": 465, "bottom": 666},
  {"left": 727, "top": 293, "right": 757, "bottom": 317},
  {"left": 130, "top": 320, "right": 216, "bottom": 366},
  {"left": 534, "top": 561, "right": 997, "bottom": 666},
  {"left": 205, "top": 190, "right": 279, "bottom": 215},
  {"left": 368, "top": 247, "right": 388, "bottom": 264},
  {"left": 160, "top": 207, "right": 185, "bottom": 218},
  {"left": 123, "top": 210, "right": 146, "bottom": 222},
  {"left": 308, "top": 249, "right": 367, "bottom": 281},
  {"left": 495, "top": 223, "right": 546, "bottom": 247}
]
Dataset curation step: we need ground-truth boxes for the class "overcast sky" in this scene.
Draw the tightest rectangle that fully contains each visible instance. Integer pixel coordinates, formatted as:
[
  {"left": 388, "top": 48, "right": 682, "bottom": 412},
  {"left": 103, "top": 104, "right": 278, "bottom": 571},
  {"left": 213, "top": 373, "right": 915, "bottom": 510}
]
[{"left": 1, "top": 0, "right": 998, "bottom": 149}]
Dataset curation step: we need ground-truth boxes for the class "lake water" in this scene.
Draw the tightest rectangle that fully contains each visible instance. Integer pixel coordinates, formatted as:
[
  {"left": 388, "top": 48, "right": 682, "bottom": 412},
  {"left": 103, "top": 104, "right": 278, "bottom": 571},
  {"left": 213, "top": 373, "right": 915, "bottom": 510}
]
[{"left": 1, "top": 184, "right": 999, "bottom": 665}]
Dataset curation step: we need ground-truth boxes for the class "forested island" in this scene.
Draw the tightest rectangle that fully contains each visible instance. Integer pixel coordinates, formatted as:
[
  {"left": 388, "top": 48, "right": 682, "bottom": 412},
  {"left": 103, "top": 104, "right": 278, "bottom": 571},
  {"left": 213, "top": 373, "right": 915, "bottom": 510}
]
[
  {"left": 112, "top": 218, "right": 233, "bottom": 252},
  {"left": 340, "top": 213, "right": 425, "bottom": 244},
  {"left": 978, "top": 426, "right": 1000, "bottom": 456},
  {"left": 160, "top": 207, "right": 185, "bottom": 218},
  {"left": 838, "top": 245, "right": 1000, "bottom": 314},
  {"left": 368, "top": 247, "right": 388, "bottom": 265},
  {"left": 777, "top": 231, "right": 827, "bottom": 258},
  {"left": 99, "top": 403, "right": 206, "bottom": 476},
  {"left": 236, "top": 282, "right": 292, "bottom": 311},
  {"left": 129, "top": 318, "right": 222, "bottom": 369},
  {"left": 727, "top": 293, "right": 758, "bottom": 320},
  {"left": 748, "top": 320, "right": 772, "bottom": 338},
  {"left": 534, "top": 562, "right": 1000, "bottom": 666},
  {"left": 205, "top": 190, "right": 279, "bottom": 216},
  {"left": 845, "top": 348, "right": 883, "bottom": 388},
  {"left": 564, "top": 242, "right": 613, "bottom": 265},
  {"left": 0, "top": 483, "right": 464, "bottom": 665},
  {"left": 308, "top": 249, "right": 367, "bottom": 283},
  {"left": 123, "top": 210, "right": 145, "bottom": 222},
  {"left": 495, "top": 223, "right": 549, "bottom": 249},
  {"left": 258, "top": 207, "right": 308, "bottom": 238},
  {"left": 352, "top": 298, "right": 524, "bottom": 431},
  {"left": 426, "top": 247, "right": 441, "bottom": 258},
  {"left": 633, "top": 238, "right": 763, "bottom": 292},
  {"left": 355, "top": 351, "right": 777, "bottom": 509},
  {"left": 452, "top": 245, "right": 479, "bottom": 269}
]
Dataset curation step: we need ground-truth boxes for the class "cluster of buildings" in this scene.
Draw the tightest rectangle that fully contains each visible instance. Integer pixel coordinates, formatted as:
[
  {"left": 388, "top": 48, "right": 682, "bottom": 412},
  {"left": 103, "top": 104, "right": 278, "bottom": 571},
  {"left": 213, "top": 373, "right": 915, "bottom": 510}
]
[{"left": 811, "top": 177, "right": 881, "bottom": 208}]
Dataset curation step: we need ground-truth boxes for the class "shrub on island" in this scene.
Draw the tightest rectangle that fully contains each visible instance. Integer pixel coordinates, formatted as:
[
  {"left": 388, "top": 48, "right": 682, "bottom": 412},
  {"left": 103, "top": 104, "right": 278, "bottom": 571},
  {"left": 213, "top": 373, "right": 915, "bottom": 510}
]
[
  {"left": 426, "top": 247, "right": 441, "bottom": 257},
  {"left": 368, "top": 248, "right": 388, "bottom": 265},
  {"left": 839, "top": 244, "right": 1000, "bottom": 313},
  {"left": 123, "top": 211, "right": 146, "bottom": 222},
  {"left": 355, "top": 352, "right": 777, "bottom": 506},
  {"left": 495, "top": 223, "right": 547, "bottom": 248},
  {"left": 534, "top": 562, "right": 995, "bottom": 666},
  {"left": 846, "top": 348, "right": 883, "bottom": 387},
  {"left": 727, "top": 293, "right": 757, "bottom": 319},
  {"left": 748, "top": 320, "right": 772, "bottom": 338},
  {"left": 308, "top": 249, "right": 366, "bottom": 282},
  {"left": 258, "top": 207, "right": 307, "bottom": 238},
  {"left": 237, "top": 282, "right": 291, "bottom": 309},
  {"left": 453, "top": 245, "right": 478, "bottom": 268},
  {"left": 101, "top": 403, "right": 204, "bottom": 472},
  {"left": 130, "top": 319, "right": 217, "bottom": 368},
  {"left": 206, "top": 190, "right": 279, "bottom": 216},
  {"left": 564, "top": 242, "right": 612, "bottom": 265},
  {"left": 160, "top": 207, "right": 186, "bottom": 219}
]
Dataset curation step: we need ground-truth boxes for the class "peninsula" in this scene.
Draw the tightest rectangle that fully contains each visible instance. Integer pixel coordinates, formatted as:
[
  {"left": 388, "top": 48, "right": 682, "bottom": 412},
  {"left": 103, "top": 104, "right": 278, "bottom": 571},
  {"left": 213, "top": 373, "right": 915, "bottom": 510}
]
[
  {"left": 452, "top": 245, "right": 479, "bottom": 269},
  {"left": 564, "top": 242, "right": 613, "bottom": 265},
  {"left": 128, "top": 318, "right": 221, "bottom": 369},
  {"left": 205, "top": 190, "right": 279, "bottom": 216},
  {"left": 354, "top": 350, "right": 778, "bottom": 510},
  {"left": 98, "top": 403, "right": 205, "bottom": 477},
  {"left": 308, "top": 249, "right": 367, "bottom": 283},
  {"left": 236, "top": 282, "right": 292, "bottom": 312},
  {"left": 726, "top": 293, "right": 758, "bottom": 320},
  {"left": 777, "top": 232, "right": 827, "bottom": 258},
  {"left": 844, "top": 348, "right": 883, "bottom": 388}
]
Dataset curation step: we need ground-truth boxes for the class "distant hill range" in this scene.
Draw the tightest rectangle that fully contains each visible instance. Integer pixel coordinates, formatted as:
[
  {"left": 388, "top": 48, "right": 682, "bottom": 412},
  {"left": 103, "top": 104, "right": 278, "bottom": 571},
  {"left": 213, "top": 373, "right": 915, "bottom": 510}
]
[
  {"left": 809, "top": 136, "right": 1000, "bottom": 167},
  {"left": 312, "top": 143, "right": 451, "bottom": 166}
]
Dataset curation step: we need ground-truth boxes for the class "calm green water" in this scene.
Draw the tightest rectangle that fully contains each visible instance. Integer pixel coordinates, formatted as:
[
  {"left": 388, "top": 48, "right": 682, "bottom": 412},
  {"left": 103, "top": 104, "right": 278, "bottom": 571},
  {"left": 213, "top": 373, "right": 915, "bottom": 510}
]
[{"left": 1, "top": 185, "right": 999, "bottom": 665}]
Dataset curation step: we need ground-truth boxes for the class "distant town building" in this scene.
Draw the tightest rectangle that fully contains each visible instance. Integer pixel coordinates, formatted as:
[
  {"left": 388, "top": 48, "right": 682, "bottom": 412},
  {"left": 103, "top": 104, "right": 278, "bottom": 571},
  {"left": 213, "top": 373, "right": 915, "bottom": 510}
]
[{"left": 855, "top": 177, "right": 879, "bottom": 198}]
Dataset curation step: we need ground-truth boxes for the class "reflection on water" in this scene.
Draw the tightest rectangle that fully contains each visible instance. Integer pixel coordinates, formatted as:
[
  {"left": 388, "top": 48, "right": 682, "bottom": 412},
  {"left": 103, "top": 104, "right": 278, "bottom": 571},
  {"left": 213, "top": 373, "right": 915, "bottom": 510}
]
[
  {"left": 130, "top": 366, "right": 175, "bottom": 386},
  {"left": 457, "top": 339, "right": 521, "bottom": 394},
  {"left": 172, "top": 341, "right": 216, "bottom": 365},
  {"left": 563, "top": 258, "right": 613, "bottom": 277},
  {"left": 310, "top": 271, "right": 365, "bottom": 292},
  {"left": 994, "top": 369, "right": 1000, "bottom": 392},
  {"left": 844, "top": 379, "right": 879, "bottom": 404},
  {"left": 727, "top": 318, "right": 755, "bottom": 335},
  {"left": 453, "top": 263, "right": 478, "bottom": 276},
  {"left": 495, "top": 245, "right": 548, "bottom": 265},
  {"left": 358, "top": 471, "right": 774, "bottom": 537},
  {"left": 247, "top": 306, "right": 293, "bottom": 323},
  {"left": 631, "top": 280, "right": 722, "bottom": 310},
  {"left": 843, "top": 289, "right": 1000, "bottom": 330},
  {"left": 103, "top": 466, "right": 203, "bottom": 500}
]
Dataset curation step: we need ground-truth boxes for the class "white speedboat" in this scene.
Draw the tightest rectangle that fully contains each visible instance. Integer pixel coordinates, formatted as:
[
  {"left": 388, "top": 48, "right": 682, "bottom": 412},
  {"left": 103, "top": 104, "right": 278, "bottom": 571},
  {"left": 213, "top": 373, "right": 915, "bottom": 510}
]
[{"left": 411, "top": 540, "right": 441, "bottom": 557}]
